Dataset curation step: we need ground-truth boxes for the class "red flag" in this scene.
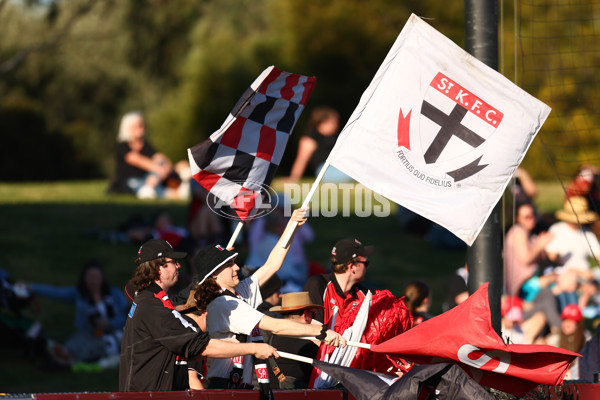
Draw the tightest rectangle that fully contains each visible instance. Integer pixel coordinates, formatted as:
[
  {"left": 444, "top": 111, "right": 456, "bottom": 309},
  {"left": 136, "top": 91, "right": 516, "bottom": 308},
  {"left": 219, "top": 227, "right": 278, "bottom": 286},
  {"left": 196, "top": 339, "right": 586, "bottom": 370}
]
[
  {"left": 370, "top": 283, "right": 579, "bottom": 397},
  {"left": 188, "top": 66, "right": 315, "bottom": 221},
  {"left": 310, "top": 290, "right": 412, "bottom": 387}
]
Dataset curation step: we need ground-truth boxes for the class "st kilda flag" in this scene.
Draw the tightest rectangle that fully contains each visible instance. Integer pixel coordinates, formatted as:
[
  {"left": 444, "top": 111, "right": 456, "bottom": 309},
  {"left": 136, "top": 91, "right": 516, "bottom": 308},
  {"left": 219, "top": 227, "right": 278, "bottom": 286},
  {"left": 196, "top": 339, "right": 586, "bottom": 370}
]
[
  {"left": 327, "top": 14, "right": 551, "bottom": 245},
  {"left": 188, "top": 66, "right": 315, "bottom": 221}
]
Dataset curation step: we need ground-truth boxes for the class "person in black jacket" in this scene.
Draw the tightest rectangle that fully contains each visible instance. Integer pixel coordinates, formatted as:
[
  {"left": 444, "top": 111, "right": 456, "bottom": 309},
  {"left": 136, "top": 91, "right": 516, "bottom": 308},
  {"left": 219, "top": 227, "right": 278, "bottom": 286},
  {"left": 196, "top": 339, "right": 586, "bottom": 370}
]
[{"left": 119, "top": 239, "right": 278, "bottom": 392}]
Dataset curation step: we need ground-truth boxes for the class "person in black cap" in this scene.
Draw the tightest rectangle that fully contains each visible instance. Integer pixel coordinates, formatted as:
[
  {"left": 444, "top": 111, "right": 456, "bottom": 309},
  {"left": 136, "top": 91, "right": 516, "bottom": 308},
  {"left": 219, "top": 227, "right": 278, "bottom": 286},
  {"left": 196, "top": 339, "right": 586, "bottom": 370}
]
[
  {"left": 119, "top": 239, "right": 278, "bottom": 392},
  {"left": 191, "top": 208, "right": 346, "bottom": 390},
  {"left": 303, "top": 237, "right": 373, "bottom": 328}
]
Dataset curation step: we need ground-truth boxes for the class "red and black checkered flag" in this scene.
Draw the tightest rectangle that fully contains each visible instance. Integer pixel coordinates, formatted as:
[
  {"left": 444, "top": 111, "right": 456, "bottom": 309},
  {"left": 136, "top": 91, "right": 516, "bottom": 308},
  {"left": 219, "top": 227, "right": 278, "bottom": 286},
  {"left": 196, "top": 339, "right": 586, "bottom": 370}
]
[{"left": 188, "top": 66, "right": 315, "bottom": 220}]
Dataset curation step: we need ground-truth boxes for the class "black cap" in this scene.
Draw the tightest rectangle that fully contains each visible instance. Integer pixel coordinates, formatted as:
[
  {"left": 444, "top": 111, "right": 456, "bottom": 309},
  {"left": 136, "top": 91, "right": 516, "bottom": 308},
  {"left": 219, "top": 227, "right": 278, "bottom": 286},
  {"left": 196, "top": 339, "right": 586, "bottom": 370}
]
[
  {"left": 260, "top": 274, "right": 282, "bottom": 300},
  {"left": 137, "top": 239, "right": 187, "bottom": 264},
  {"left": 331, "top": 238, "right": 374, "bottom": 264},
  {"left": 193, "top": 244, "right": 238, "bottom": 285}
]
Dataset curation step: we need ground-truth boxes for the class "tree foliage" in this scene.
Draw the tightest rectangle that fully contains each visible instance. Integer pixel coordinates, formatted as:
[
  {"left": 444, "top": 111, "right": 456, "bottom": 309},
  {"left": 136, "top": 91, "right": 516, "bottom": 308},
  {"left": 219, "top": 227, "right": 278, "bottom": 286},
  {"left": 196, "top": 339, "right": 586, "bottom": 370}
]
[{"left": 0, "top": 0, "right": 596, "bottom": 181}]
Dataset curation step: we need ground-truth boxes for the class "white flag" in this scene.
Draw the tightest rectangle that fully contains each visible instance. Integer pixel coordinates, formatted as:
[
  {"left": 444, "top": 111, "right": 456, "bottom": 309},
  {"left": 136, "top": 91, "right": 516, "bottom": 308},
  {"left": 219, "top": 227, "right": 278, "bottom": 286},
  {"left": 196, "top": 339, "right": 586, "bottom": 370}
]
[{"left": 328, "top": 14, "right": 551, "bottom": 245}]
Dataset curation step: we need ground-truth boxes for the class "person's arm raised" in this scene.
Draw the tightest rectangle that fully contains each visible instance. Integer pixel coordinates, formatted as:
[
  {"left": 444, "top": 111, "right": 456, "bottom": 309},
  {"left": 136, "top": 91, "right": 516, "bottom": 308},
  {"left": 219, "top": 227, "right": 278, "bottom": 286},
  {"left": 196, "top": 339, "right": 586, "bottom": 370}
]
[{"left": 253, "top": 207, "right": 308, "bottom": 286}]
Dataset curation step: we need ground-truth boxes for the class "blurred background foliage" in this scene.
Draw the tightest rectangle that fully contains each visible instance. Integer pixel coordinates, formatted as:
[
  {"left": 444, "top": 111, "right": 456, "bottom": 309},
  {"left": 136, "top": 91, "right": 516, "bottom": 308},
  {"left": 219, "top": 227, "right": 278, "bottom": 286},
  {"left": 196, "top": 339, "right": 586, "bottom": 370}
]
[{"left": 0, "top": 0, "right": 597, "bottom": 182}]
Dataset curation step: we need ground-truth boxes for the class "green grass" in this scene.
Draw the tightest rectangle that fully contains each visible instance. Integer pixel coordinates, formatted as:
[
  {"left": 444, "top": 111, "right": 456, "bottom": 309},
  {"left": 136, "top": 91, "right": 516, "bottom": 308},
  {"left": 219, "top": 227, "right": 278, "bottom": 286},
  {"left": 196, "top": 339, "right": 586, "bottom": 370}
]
[{"left": 0, "top": 179, "right": 563, "bottom": 393}]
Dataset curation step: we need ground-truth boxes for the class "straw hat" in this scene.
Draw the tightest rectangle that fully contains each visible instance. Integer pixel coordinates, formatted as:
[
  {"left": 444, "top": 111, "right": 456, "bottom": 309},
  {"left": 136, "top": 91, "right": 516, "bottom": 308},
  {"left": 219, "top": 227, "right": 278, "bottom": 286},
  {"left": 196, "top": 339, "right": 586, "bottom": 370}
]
[
  {"left": 555, "top": 196, "right": 598, "bottom": 224},
  {"left": 175, "top": 287, "right": 198, "bottom": 314},
  {"left": 269, "top": 292, "right": 323, "bottom": 314}
]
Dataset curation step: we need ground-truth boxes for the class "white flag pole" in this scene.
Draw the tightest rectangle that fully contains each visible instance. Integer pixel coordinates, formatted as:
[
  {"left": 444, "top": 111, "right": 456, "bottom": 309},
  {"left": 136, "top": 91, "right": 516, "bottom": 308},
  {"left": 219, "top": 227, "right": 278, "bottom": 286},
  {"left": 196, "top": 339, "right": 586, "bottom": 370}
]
[
  {"left": 281, "top": 160, "right": 332, "bottom": 248},
  {"left": 277, "top": 351, "right": 315, "bottom": 365},
  {"left": 227, "top": 221, "right": 244, "bottom": 249},
  {"left": 287, "top": 335, "right": 371, "bottom": 349}
]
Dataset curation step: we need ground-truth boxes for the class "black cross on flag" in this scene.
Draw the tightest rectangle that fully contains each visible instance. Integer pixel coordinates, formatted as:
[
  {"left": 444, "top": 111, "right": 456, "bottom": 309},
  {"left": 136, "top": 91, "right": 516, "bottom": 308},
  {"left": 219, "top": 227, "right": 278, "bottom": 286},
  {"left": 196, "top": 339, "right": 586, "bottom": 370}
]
[{"left": 326, "top": 14, "right": 551, "bottom": 245}]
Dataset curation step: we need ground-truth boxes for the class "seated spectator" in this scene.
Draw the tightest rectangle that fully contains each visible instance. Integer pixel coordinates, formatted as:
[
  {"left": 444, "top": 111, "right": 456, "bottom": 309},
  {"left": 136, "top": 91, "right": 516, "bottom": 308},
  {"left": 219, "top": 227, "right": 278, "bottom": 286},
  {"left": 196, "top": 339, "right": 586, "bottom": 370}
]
[
  {"left": 84, "top": 210, "right": 192, "bottom": 256},
  {"left": 501, "top": 296, "right": 546, "bottom": 345},
  {"left": 566, "top": 165, "right": 600, "bottom": 240},
  {"left": 504, "top": 167, "right": 539, "bottom": 233},
  {"left": 555, "top": 304, "right": 589, "bottom": 380},
  {"left": 28, "top": 260, "right": 129, "bottom": 368},
  {"left": 545, "top": 197, "right": 600, "bottom": 310},
  {"left": 286, "top": 106, "right": 352, "bottom": 183},
  {"left": 403, "top": 281, "right": 434, "bottom": 326},
  {"left": 267, "top": 292, "right": 322, "bottom": 389},
  {"left": 442, "top": 264, "right": 469, "bottom": 312},
  {"left": 566, "top": 165, "right": 598, "bottom": 200},
  {"left": 107, "top": 111, "right": 191, "bottom": 199},
  {"left": 504, "top": 202, "right": 555, "bottom": 299},
  {"left": 1, "top": 269, "right": 62, "bottom": 370}
]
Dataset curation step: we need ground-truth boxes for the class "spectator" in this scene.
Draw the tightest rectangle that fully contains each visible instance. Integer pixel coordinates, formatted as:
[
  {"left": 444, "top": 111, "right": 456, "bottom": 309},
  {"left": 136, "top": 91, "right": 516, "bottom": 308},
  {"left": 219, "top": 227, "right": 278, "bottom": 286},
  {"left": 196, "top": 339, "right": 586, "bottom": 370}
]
[
  {"left": 174, "top": 286, "right": 210, "bottom": 390},
  {"left": 546, "top": 197, "right": 600, "bottom": 275},
  {"left": 442, "top": 264, "right": 469, "bottom": 312},
  {"left": 556, "top": 304, "right": 589, "bottom": 380},
  {"left": 504, "top": 203, "right": 555, "bottom": 299},
  {"left": 191, "top": 209, "right": 345, "bottom": 390},
  {"left": 501, "top": 296, "right": 546, "bottom": 345},
  {"left": 254, "top": 272, "right": 283, "bottom": 346},
  {"left": 287, "top": 106, "right": 351, "bottom": 183},
  {"left": 107, "top": 111, "right": 191, "bottom": 200},
  {"left": 119, "top": 239, "right": 278, "bottom": 392},
  {"left": 566, "top": 165, "right": 598, "bottom": 200},
  {"left": 256, "top": 273, "right": 283, "bottom": 316},
  {"left": 578, "top": 325, "right": 600, "bottom": 382},
  {"left": 403, "top": 281, "right": 434, "bottom": 326},
  {"left": 267, "top": 292, "right": 322, "bottom": 389},
  {"left": 303, "top": 238, "right": 373, "bottom": 327},
  {"left": 512, "top": 167, "right": 538, "bottom": 205},
  {"left": 565, "top": 165, "right": 600, "bottom": 247},
  {"left": 545, "top": 197, "right": 600, "bottom": 310},
  {"left": 28, "top": 260, "right": 128, "bottom": 367},
  {"left": 557, "top": 305, "right": 588, "bottom": 353},
  {"left": 1, "top": 269, "right": 60, "bottom": 370},
  {"left": 504, "top": 167, "right": 539, "bottom": 233},
  {"left": 503, "top": 203, "right": 561, "bottom": 335}
]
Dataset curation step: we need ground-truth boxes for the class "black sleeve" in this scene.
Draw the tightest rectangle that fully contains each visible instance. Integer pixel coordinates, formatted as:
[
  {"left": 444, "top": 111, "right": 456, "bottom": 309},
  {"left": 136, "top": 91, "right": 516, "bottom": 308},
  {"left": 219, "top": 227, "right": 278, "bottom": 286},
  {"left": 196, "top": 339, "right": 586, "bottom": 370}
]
[
  {"left": 303, "top": 275, "right": 327, "bottom": 324},
  {"left": 148, "top": 301, "right": 210, "bottom": 359}
]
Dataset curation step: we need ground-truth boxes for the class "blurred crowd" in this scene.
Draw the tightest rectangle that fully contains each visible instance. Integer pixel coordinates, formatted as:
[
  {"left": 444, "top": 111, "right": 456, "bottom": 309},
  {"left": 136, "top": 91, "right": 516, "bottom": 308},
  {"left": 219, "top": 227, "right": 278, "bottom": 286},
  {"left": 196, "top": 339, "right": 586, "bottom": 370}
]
[{"left": 3, "top": 109, "right": 600, "bottom": 391}]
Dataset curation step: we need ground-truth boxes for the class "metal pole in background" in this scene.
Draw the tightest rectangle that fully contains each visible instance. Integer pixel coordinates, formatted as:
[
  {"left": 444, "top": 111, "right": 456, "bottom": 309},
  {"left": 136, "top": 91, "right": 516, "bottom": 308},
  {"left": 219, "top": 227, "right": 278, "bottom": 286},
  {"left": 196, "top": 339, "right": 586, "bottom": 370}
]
[{"left": 464, "top": 0, "right": 502, "bottom": 335}]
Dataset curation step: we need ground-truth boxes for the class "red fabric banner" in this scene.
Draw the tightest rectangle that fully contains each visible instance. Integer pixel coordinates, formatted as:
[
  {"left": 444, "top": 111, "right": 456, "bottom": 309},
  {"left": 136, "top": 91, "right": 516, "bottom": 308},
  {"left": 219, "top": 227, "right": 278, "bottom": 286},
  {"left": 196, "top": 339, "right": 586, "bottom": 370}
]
[{"left": 370, "top": 283, "right": 579, "bottom": 396}]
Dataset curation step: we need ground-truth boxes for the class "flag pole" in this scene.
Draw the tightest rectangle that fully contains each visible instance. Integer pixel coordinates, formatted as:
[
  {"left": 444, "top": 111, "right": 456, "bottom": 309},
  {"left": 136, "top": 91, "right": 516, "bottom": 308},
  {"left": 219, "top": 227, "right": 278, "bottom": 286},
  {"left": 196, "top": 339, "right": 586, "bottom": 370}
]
[
  {"left": 277, "top": 351, "right": 315, "bottom": 365},
  {"left": 281, "top": 160, "right": 332, "bottom": 248},
  {"left": 291, "top": 336, "right": 371, "bottom": 349},
  {"left": 227, "top": 221, "right": 244, "bottom": 249}
]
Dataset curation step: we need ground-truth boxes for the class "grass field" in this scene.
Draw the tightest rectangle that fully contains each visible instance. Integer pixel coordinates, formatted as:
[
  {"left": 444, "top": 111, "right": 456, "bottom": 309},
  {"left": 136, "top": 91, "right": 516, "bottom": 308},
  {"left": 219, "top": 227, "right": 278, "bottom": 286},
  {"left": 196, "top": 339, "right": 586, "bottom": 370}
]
[{"left": 0, "top": 179, "right": 563, "bottom": 393}]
